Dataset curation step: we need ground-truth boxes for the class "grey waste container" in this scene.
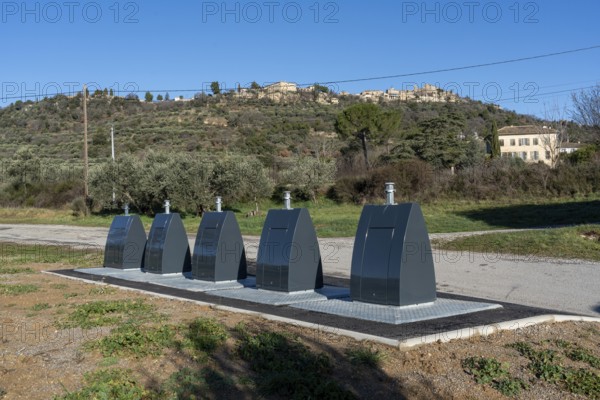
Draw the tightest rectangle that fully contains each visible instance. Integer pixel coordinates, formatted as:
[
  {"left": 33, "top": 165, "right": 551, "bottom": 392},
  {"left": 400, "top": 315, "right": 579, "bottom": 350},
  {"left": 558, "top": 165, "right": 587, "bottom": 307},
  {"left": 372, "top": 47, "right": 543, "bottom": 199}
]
[
  {"left": 144, "top": 213, "right": 191, "bottom": 274},
  {"left": 192, "top": 211, "right": 247, "bottom": 281},
  {"left": 350, "top": 203, "right": 436, "bottom": 306},
  {"left": 103, "top": 214, "right": 146, "bottom": 269},
  {"left": 256, "top": 208, "right": 323, "bottom": 292}
]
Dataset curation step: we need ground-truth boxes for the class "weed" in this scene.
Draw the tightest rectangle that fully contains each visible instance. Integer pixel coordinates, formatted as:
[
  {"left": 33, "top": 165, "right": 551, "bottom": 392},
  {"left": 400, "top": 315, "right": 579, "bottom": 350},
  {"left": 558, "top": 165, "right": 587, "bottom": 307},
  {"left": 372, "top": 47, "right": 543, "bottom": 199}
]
[
  {"left": 98, "top": 357, "right": 119, "bottom": 367},
  {"left": 63, "top": 293, "right": 78, "bottom": 299},
  {"left": 51, "top": 283, "right": 68, "bottom": 290},
  {"left": 233, "top": 321, "right": 248, "bottom": 336},
  {"left": 0, "top": 387, "right": 6, "bottom": 398},
  {"left": 53, "top": 368, "right": 149, "bottom": 400},
  {"left": 508, "top": 340, "right": 600, "bottom": 397},
  {"left": 567, "top": 347, "right": 600, "bottom": 369},
  {"left": 87, "top": 323, "right": 175, "bottom": 358},
  {"left": 492, "top": 378, "right": 529, "bottom": 397},
  {"left": 237, "top": 330, "right": 355, "bottom": 399},
  {"left": 554, "top": 339, "right": 571, "bottom": 349},
  {"left": 31, "top": 303, "right": 51, "bottom": 311},
  {"left": 185, "top": 317, "right": 228, "bottom": 353},
  {"left": 88, "top": 286, "right": 117, "bottom": 295},
  {"left": 462, "top": 356, "right": 529, "bottom": 397},
  {"left": 462, "top": 357, "right": 509, "bottom": 385},
  {"left": 62, "top": 299, "right": 161, "bottom": 328},
  {"left": 345, "top": 345, "right": 385, "bottom": 368},
  {"left": 159, "top": 367, "right": 235, "bottom": 398},
  {"left": 0, "top": 266, "right": 35, "bottom": 274},
  {"left": 0, "top": 284, "right": 39, "bottom": 295},
  {"left": 563, "top": 368, "right": 600, "bottom": 398}
]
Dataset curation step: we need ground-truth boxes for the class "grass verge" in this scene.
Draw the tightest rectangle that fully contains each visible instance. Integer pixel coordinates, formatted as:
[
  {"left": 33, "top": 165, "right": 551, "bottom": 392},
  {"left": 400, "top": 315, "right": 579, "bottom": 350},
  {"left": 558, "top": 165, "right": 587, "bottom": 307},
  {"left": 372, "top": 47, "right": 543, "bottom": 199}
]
[
  {"left": 3, "top": 196, "right": 600, "bottom": 237},
  {"left": 434, "top": 224, "right": 600, "bottom": 261},
  {"left": 0, "top": 242, "right": 103, "bottom": 267}
]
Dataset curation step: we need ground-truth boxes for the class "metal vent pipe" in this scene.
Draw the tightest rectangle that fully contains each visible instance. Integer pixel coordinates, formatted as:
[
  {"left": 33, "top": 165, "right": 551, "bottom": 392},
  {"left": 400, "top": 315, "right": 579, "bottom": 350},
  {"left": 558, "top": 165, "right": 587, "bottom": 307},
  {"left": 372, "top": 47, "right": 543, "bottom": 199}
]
[
  {"left": 283, "top": 191, "right": 292, "bottom": 210},
  {"left": 164, "top": 200, "right": 171, "bottom": 214},
  {"left": 216, "top": 196, "right": 222, "bottom": 212},
  {"left": 123, "top": 203, "right": 130, "bottom": 216},
  {"left": 385, "top": 182, "right": 396, "bottom": 206}
]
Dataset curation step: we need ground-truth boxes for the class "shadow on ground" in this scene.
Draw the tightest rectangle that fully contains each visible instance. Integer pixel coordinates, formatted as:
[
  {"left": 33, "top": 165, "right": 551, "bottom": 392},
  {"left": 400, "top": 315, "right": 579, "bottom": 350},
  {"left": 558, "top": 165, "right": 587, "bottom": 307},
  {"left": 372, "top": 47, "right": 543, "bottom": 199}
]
[{"left": 457, "top": 200, "right": 600, "bottom": 229}]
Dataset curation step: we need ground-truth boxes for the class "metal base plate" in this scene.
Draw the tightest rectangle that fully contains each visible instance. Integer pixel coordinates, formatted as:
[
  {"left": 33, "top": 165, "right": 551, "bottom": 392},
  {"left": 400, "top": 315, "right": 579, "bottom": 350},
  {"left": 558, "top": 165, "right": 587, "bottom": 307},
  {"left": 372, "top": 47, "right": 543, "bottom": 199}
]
[
  {"left": 74, "top": 267, "right": 254, "bottom": 292},
  {"left": 207, "top": 286, "right": 350, "bottom": 306},
  {"left": 291, "top": 298, "right": 502, "bottom": 324}
]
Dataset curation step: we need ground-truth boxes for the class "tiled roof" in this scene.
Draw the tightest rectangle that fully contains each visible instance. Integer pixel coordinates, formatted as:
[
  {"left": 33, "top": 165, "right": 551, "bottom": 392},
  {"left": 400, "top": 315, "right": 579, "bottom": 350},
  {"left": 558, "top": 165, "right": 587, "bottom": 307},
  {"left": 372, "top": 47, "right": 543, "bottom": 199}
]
[{"left": 498, "top": 125, "right": 557, "bottom": 136}]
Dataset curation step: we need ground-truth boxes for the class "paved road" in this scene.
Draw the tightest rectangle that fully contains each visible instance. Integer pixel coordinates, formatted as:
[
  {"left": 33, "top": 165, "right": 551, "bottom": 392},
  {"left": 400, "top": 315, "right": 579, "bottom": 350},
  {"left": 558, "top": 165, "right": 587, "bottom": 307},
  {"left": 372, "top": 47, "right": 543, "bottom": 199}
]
[{"left": 1, "top": 223, "right": 598, "bottom": 317}]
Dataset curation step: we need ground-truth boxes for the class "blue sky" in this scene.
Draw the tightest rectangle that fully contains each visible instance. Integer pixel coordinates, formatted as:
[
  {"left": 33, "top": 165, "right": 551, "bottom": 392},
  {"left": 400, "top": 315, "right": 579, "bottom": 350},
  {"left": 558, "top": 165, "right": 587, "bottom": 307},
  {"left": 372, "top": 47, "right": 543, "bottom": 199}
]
[{"left": 1, "top": 0, "right": 599, "bottom": 118}]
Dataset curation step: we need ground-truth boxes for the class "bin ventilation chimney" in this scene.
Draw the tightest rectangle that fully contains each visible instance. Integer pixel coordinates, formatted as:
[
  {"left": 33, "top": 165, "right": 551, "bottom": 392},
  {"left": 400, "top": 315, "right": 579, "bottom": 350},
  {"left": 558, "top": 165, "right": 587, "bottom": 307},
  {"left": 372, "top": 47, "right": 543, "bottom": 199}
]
[
  {"left": 164, "top": 200, "right": 171, "bottom": 214},
  {"left": 385, "top": 182, "right": 396, "bottom": 206},
  {"left": 283, "top": 191, "right": 292, "bottom": 210},
  {"left": 123, "top": 203, "right": 130, "bottom": 216},
  {"left": 216, "top": 196, "right": 222, "bottom": 213}
]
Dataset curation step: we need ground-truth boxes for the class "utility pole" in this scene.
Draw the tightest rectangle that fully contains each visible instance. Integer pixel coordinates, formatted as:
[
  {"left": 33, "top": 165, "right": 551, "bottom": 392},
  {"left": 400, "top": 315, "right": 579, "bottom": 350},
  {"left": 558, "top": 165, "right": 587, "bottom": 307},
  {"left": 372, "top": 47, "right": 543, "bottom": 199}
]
[
  {"left": 83, "top": 84, "right": 89, "bottom": 199},
  {"left": 111, "top": 124, "right": 115, "bottom": 203}
]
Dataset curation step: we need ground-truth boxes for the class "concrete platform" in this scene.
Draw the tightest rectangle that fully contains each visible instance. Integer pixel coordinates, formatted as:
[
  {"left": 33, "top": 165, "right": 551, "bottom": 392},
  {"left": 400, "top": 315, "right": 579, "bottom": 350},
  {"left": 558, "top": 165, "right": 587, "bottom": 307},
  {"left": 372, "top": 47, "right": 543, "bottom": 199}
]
[
  {"left": 74, "top": 267, "right": 254, "bottom": 292},
  {"left": 292, "top": 297, "right": 502, "bottom": 324},
  {"left": 207, "top": 286, "right": 350, "bottom": 306},
  {"left": 51, "top": 268, "right": 574, "bottom": 344}
]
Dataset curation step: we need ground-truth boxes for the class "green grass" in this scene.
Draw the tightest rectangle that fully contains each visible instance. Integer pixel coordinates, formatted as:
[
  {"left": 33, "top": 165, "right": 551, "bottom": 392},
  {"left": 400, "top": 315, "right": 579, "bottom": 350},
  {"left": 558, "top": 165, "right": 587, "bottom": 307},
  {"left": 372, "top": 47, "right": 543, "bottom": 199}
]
[
  {"left": 3, "top": 196, "right": 600, "bottom": 237},
  {"left": 0, "top": 284, "right": 39, "bottom": 295},
  {"left": 87, "top": 323, "right": 176, "bottom": 358},
  {"left": 345, "top": 346, "right": 386, "bottom": 368},
  {"left": 0, "top": 266, "right": 35, "bottom": 274},
  {"left": 435, "top": 224, "right": 600, "bottom": 261},
  {"left": 184, "top": 317, "right": 229, "bottom": 353},
  {"left": 61, "top": 299, "right": 163, "bottom": 329},
  {"left": 159, "top": 367, "right": 236, "bottom": 398},
  {"left": 53, "top": 368, "right": 149, "bottom": 400},
  {"left": 0, "top": 242, "right": 103, "bottom": 267},
  {"left": 237, "top": 330, "right": 355, "bottom": 399}
]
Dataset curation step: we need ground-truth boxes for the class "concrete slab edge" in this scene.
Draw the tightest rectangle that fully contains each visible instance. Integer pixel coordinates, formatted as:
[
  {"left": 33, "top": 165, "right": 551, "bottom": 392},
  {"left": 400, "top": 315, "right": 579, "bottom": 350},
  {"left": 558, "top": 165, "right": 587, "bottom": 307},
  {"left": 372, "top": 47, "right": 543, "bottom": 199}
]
[{"left": 42, "top": 271, "right": 600, "bottom": 349}]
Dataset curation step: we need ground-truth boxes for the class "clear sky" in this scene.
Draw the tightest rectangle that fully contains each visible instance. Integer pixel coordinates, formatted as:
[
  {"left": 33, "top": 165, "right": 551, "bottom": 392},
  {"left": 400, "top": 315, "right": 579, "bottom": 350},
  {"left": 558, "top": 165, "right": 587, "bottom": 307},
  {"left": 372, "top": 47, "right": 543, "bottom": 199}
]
[{"left": 1, "top": 0, "right": 599, "bottom": 118}]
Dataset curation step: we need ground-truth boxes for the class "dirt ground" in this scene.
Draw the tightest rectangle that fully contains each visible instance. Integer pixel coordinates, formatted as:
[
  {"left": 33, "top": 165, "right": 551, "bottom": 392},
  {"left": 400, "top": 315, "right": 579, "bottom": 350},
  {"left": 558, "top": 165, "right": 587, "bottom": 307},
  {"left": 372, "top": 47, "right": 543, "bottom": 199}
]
[{"left": 1, "top": 261, "right": 599, "bottom": 399}]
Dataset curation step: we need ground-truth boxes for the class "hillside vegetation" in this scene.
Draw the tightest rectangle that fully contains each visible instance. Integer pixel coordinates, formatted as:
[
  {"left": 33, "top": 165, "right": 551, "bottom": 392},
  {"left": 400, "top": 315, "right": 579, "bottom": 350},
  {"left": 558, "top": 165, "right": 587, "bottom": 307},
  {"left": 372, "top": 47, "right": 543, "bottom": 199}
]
[{"left": 1, "top": 93, "right": 598, "bottom": 214}]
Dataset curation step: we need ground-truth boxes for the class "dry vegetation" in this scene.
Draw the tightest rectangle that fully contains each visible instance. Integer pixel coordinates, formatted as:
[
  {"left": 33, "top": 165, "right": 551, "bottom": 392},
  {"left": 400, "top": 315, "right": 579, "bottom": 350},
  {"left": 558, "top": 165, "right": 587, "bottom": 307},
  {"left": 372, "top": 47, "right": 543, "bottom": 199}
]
[{"left": 0, "top": 245, "right": 598, "bottom": 399}]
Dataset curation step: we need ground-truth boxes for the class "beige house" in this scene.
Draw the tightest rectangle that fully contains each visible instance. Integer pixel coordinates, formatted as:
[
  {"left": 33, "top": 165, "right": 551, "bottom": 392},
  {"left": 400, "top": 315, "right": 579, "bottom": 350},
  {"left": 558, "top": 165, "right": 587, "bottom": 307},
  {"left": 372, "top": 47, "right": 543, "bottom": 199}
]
[
  {"left": 498, "top": 125, "right": 560, "bottom": 166},
  {"left": 263, "top": 81, "right": 298, "bottom": 93}
]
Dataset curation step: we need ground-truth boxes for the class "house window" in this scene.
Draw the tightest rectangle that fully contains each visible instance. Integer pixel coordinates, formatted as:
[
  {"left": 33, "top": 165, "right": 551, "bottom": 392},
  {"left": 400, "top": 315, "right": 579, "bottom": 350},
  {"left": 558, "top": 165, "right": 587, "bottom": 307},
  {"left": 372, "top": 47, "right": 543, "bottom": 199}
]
[
  {"left": 499, "top": 139, "right": 505, "bottom": 146},
  {"left": 521, "top": 152, "right": 528, "bottom": 160},
  {"left": 510, "top": 139, "right": 516, "bottom": 146},
  {"left": 545, "top": 151, "right": 551, "bottom": 160},
  {"left": 531, "top": 151, "right": 539, "bottom": 160},
  {"left": 533, "top": 138, "right": 539, "bottom": 145},
  {"left": 518, "top": 138, "right": 530, "bottom": 146}
]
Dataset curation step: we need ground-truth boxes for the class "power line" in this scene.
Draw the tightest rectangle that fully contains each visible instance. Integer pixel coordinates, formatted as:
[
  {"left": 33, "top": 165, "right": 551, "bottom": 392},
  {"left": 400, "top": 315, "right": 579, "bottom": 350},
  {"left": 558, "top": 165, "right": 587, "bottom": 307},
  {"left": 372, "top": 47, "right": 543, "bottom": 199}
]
[
  {"left": 306, "top": 45, "right": 600, "bottom": 85},
  {"left": 494, "top": 85, "right": 597, "bottom": 104}
]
